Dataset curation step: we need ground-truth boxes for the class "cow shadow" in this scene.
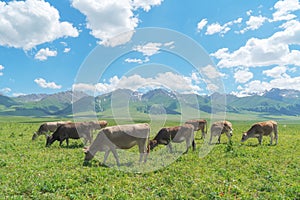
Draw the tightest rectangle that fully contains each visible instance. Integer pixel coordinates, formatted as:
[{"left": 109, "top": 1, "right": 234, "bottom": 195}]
[{"left": 62, "top": 143, "right": 85, "bottom": 149}]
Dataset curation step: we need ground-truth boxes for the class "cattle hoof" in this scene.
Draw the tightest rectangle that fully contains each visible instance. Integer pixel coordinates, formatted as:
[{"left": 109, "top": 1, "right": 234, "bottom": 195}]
[{"left": 83, "top": 161, "right": 91, "bottom": 167}]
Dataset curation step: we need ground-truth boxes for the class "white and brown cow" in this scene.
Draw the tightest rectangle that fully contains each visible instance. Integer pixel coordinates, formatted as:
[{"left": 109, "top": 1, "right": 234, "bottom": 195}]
[
  {"left": 241, "top": 120, "right": 278, "bottom": 145},
  {"left": 149, "top": 124, "right": 195, "bottom": 153},
  {"left": 209, "top": 120, "right": 233, "bottom": 144},
  {"left": 32, "top": 121, "right": 71, "bottom": 140},
  {"left": 83, "top": 123, "right": 150, "bottom": 166},
  {"left": 185, "top": 119, "right": 207, "bottom": 139}
]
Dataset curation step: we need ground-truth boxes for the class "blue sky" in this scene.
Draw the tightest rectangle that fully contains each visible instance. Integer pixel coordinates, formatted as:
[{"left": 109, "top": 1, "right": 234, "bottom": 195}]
[{"left": 0, "top": 0, "right": 300, "bottom": 97}]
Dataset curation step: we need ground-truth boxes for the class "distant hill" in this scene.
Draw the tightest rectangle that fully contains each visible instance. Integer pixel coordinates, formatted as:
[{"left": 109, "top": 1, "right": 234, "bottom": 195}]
[{"left": 1, "top": 88, "right": 300, "bottom": 117}]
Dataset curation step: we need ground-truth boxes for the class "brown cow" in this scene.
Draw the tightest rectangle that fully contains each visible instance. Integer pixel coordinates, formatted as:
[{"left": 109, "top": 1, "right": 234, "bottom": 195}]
[
  {"left": 32, "top": 121, "right": 72, "bottom": 140},
  {"left": 149, "top": 124, "right": 195, "bottom": 153},
  {"left": 209, "top": 120, "right": 233, "bottom": 144},
  {"left": 46, "top": 121, "right": 106, "bottom": 147},
  {"left": 84, "top": 123, "right": 150, "bottom": 166},
  {"left": 185, "top": 119, "right": 207, "bottom": 139},
  {"left": 241, "top": 120, "right": 278, "bottom": 145}
]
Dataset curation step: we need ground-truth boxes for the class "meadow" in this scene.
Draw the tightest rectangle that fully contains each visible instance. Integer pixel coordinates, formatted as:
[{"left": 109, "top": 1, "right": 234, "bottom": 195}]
[{"left": 0, "top": 117, "right": 299, "bottom": 199}]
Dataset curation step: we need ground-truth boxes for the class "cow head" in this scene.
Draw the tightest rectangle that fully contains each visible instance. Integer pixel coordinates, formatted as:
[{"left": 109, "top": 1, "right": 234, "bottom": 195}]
[
  {"left": 241, "top": 132, "right": 248, "bottom": 142},
  {"left": 32, "top": 132, "right": 38, "bottom": 140},
  {"left": 223, "top": 122, "right": 233, "bottom": 136},
  {"left": 83, "top": 147, "right": 94, "bottom": 161},
  {"left": 148, "top": 140, "right": 158, "bottom": 150}
]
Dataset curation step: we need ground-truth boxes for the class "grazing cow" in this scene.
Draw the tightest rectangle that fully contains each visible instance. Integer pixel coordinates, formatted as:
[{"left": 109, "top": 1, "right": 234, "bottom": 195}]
[
  {"left": 209, "top": 120, "right": 233, "bottom": 144},
  {"left": 185, "top": 119, "right": 207, "bottom": 139},
  {"left": 241, "top": 120, "right": 278, "bottom": 145},
  {"left": 84, "top": 123, "right": 150, "bottom": 166},
  {"left": 149, "top": 124, "right": 195, "bottom": 153},
  {"left": 46, "top": 121, "right": 106, "bottom": 147},
  {"left": 32, "top": 121, "right": 71, "bottom": 140}
]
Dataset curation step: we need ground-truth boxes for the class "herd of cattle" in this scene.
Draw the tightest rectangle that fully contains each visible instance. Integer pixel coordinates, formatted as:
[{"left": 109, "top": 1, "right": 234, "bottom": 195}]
[{"left": 32, "top": 119, "right": 278, "bottom": 165}]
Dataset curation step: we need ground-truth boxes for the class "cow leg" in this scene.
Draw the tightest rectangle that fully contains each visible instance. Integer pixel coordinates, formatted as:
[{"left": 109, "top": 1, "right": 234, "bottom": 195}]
[
  {"left": 167, "top": 143, "right": 173, "bottom": 153},
  {"left": 217, "top": 135, "right": 221, "bottom": 144},
  {"left": 209, "top": 134, "right": 213, "bottom": 145},
  {"left": 111, "top": 148, "right": 120, "bottom": 166},
  {"left": 258, "top": 135, "right": 263, "bottom": 145},
  {"left": 59, "top": 139, "right": 63, "bottom": 147},
  {"left": 269, "top": 132, "right": 273, "bottom": 145},
  {"left": 138, "top": 141, "right": 148, "bottom": 163},
  {"left": 192, "top": 139, "right": 196, "bottom": 151},
  {"left": 201, "top": 129, "right": 205, "bottom": 139},
  {"left": 274, "top": 125, "right": 278, "bottom": 145},
  {"left": 66, "top": 138, "right": 69, "bottom": 147},
  {"left": 103, "top": 150, "right": 110, "bottom": 165}
]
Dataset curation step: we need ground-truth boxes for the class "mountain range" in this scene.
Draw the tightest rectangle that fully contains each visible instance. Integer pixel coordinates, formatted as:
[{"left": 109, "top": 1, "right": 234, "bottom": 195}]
[{"left": 1, "top": 88, "right": 300, "bottom": 117}]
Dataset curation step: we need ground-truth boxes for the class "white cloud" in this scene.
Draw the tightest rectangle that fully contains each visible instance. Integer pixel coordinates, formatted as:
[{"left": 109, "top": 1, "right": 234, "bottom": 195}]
[
  {"left": 125, "top": 57, "right": 149, "bottom": 64},
  {"left": 240, "top": 15, "right": 268, "bottom": 34},
  {"left": 234, "top": 68, "right": 300, "bottom": 96},
  {"left": 34, "top": 48, "right": 57, "bottom": 61},
  {"left": 263, "top": 66, "right": 288, "bottom": 78},
  {"left": 12, "top": 93, "right": 26, "bottom": 97},
  {"left": 206, "top": 23, "right": 228, "bottom": 36},
  {"left": 234, "top": 69, "right": 253, "bottom": 83},
  {"left": 212, "top": 20, "right": 300, "bottom": 68},
  {"left": 0, "top": 87, "right": 11, "bottom": 93},
  {"left": 72, "top": 0, "right": 137, "bottom": 47},
  {"left": 197, "top": 18, "right": 208, "bottom": 31},
  {"left": 202, "top": 65, "right": 225, "bottom": 79},
  {"left": 64, "top": 48, "right": 71, "bottom": 53},
  {"left": 73, "top": 72, "right": 203, "bottom": 94},
  {"left": 71, "top": 0, "right": 163, "bottom": 47},
  {"left": 0, "top": 0, "right": 79, "bottom": 50},
  {"left": 272, "top": 0, "right": 300, "bottom": 21},
  {"left": 246, "top": 10, "right": 253, "bottom": 16},
  {"left": 0, "top": 64, "right": 4, "bottom": 76},
  {"left": 34, "top": 78, "right": 61, "bottom": 89},
  {"left": 205, "top": 18, "right": 242, "bottom": 36},
  {"left": 133, "top": 42, "right": 162, "bottom": 56},
  {"left": 132, "top": 0, "right": 163, "bottom": 12}
]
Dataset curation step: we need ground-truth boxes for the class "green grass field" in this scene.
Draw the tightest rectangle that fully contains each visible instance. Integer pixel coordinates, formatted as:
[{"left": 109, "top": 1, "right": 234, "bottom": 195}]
[{"left": 0, "top": 118, "right": 299, "bottom": 199}]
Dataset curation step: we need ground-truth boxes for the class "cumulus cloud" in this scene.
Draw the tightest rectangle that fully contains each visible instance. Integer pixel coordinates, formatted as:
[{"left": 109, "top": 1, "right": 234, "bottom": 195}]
[
  {"left": 197, "top": 18, "right": 208, "bottom": 31},
  {"left": 125, "top": 57, "right": 150, "bottom": 64},
  {"left": 0, "top": 0, "right": 79, "bottom": 50},
  {"left": 71, "top": 0, "right": 163, "bottom": 47},
  {"left": 205, "top": 18, "right": 242, "bottom": 36},
  {"left": 272, "top": 0, "right": 300, "bottom": 21},
  {"left": 211, "top": 20, "right": 300, "bottom": 68},
  {"left": 263, "top": 66, "right": 288, "bottom": 78},
  {"left": 202, "top": 65, "right": 225, "bottom": 79},
  {"left": 234, "top": 66, "right": 300, "bottom": 96},
  {"left": 63, "top": 48, "right": 71, "bottom": 53},
  {"left": 0, "top": 65, "right": 4, "bottom": 76},
  {"left": 34, "top": 48, "right": 57, "bottom": 61},
  {"left": 0, "top": 87, "right": 11, "bottom": 93},
  {"left": 132, "top": 0, "right": 163, "bottom": 12},
  {"left": 130, "top": 41, "right": 174, "bottom": 62},
  {"left": 73, "top": 72, "right": 202, "bottom": 94},
  {"left": 234, "top": 69, "right": 253, "bottom": 83},
  {"left": 34, "top": 78, "right": 61, "bottom": 89},
  {"left": 133, "top": 42, "right": 162, "bottom": 57},
  {"left": 240, "top": 15, "right": 268, "bottom": 34}
]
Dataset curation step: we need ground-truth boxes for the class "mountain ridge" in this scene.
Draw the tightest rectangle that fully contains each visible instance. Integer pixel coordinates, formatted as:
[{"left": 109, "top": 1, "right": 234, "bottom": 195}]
[{"left": 1, "top": 88, "right": 300, "bottom": 117}]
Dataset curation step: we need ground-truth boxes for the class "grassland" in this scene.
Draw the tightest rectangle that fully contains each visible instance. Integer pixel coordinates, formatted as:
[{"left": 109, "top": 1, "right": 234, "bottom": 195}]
[{"left": 0, "top": 117, "right": 299, "bottom": 199}]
